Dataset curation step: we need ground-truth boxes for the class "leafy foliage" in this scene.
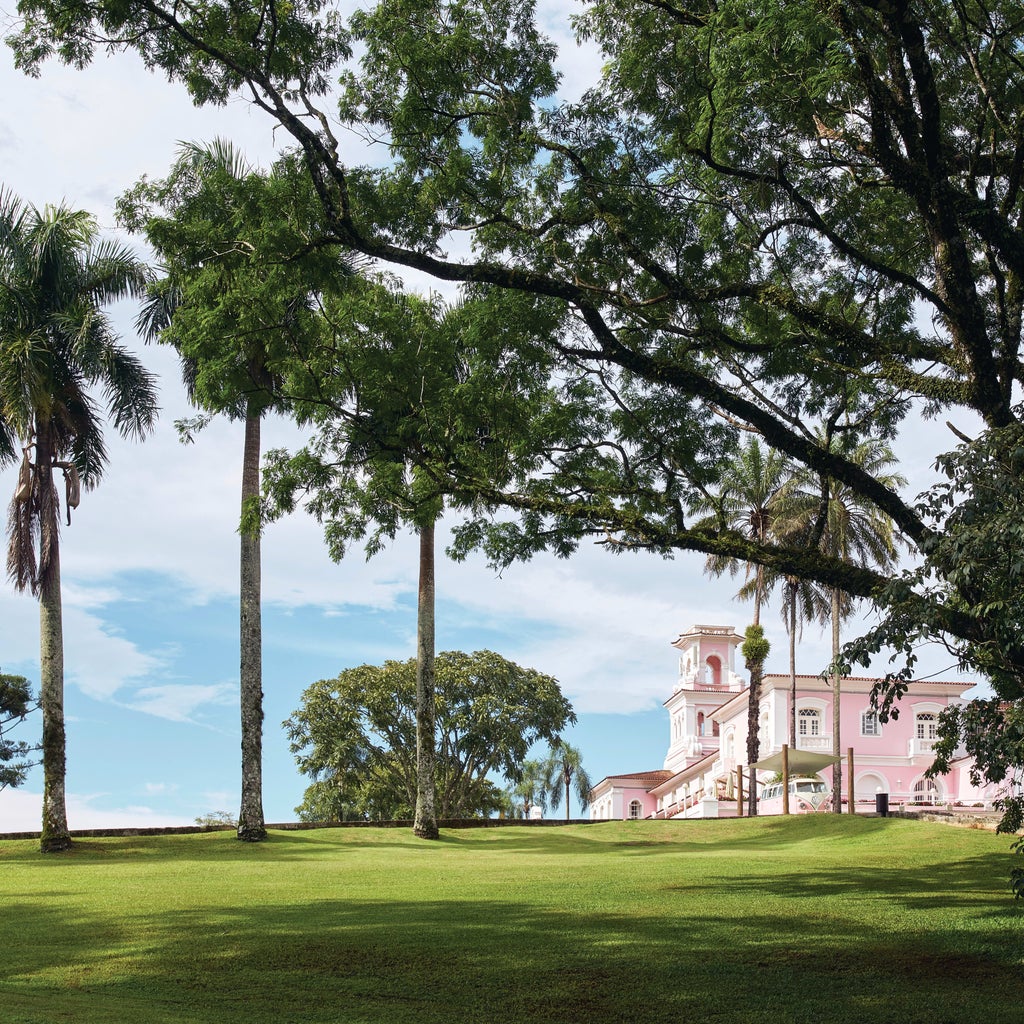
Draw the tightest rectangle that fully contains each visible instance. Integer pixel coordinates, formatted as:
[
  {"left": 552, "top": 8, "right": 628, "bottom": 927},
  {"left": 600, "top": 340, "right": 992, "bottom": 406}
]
[
  {"left": 0, "top": 672, "right": 39, "bottom": 790},
  {"left": 542, "top": 738, "right": 591, "bottom": 821},
  {"left": 285, "top": 650, "right": 574, "bottom": 820},
  {"left": 844, "top": 419, "right": 1024, "bottom": 878}
]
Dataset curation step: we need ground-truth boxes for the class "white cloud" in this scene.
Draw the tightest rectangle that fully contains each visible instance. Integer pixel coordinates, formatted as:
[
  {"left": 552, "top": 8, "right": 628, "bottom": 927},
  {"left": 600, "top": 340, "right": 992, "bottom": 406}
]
[
  {"left": 0, "top": 788, "right": 193, "bottom": 833},
  {"left": 201, "top": 791, "right": 235, "bottom": 810},
  {"left": 0, "top": 585, "right": 164, "bottom": 699},
  {"left": 144, "top": 782, "right": 179, "bottom": 795},
  {"left": 124, "top": 683, "right": 236, "bottom": 724}
]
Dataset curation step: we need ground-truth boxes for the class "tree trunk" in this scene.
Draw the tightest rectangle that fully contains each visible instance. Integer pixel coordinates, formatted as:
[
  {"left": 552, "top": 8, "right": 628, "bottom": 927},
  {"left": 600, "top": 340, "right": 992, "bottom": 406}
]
[
  {"left": 564, "top": 770, "right": 570, "bottom": 823},
  {"left": 237, "top": 409, "right": 266, "bottom": 842},
  {"left": 788, "top": 581, "right": 797, "bottom": 748},
  {"left": 831, "top": 588, "right": 843, "bottom": 813},
  {"left": 745, "top": 662, "right": 762, "bottom": 817},
  {"left": 413, "top": 521, "right": 439, "bottom": 839},
  {"left": 37, "top": 426, "right": 70, "bottom": 852}
]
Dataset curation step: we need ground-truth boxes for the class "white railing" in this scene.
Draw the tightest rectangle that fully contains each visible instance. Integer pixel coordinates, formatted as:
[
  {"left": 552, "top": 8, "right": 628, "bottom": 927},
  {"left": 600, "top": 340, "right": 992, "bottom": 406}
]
[
  {"left": 908, "top": 738, "right": 937, "bottom": 757},
  {"left": 796, "top": 736, "right": 832, "bottom": 752}
]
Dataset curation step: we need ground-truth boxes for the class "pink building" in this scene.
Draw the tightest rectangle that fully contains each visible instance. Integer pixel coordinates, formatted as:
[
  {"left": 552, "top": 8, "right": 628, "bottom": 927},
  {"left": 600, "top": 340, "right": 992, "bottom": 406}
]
[{"left": 588, "top": 623, "right": 1004, "bottom": 819}]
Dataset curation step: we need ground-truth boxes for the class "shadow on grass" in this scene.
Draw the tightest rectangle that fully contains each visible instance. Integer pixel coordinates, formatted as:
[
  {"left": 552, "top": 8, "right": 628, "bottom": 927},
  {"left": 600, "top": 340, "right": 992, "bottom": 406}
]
[
  {"left": 0, "top": 829, "right": 435, "bottom": 865},
  {"left": 3, "top": 862, "right": 1023, "bottom": 1024}
]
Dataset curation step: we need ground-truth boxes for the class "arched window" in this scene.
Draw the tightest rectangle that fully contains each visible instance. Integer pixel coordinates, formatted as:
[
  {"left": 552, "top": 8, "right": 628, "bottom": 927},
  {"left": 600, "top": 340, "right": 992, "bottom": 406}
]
[
  {"left": 916, "top": 712, "right": 938, "bottom": 740},
  {"left": 697, "top": 711, "right": 705, "bottom": 736},
  {"left": 628, "top": 799, "right": 643, "bottom": 820},
  {"left": 913, "top": 778, "right": 941, "bottom": 804},
  {"left": 798, "top": 708, "right": 821, "bottom": 737}
]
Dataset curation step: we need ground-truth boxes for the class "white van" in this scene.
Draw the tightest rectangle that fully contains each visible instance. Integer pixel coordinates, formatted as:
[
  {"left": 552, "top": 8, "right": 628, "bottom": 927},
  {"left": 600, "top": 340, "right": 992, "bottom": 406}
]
[{"left": 759, "top": 777, "right": 831, "bottom": 815}]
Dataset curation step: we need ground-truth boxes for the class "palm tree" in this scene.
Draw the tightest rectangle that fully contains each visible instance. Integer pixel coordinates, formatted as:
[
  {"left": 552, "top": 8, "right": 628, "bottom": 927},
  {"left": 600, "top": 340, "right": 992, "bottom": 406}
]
[
  {"left": 700, "top": 436, "right": 793, "bottom": 813},
  {"left": 510, "top": 759, "right": 548, "bottom": 819},
  {"left": 784, "top": 435, "right": 905, "bottom": 811},
  {"left": 0, "top": 191, "right": 157, "bottom": 851},
  {"left": 703, "top": 437, "right": 793, "bottom": 625},
  {"left": 543, "top": 739, "right": 592, "bottom": 822},
  {"left": 128, "top": 140, "right": 356, "bottom": 841}
]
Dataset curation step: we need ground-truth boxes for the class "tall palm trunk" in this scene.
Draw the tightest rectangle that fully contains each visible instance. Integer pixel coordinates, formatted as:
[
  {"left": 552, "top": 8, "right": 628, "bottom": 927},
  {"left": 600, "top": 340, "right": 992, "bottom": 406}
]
[
  {"left": 745, "top": 662, "right": 762, "bottom": 817},
  {"left": 413, "top": 521, "right": 439, "bottom": 839},
  {"left": 37, "top": 424, "right": 70, "bottom": 852},
  {"left": 237, "top": 408, "right": 266, "bottom": 841},
  {"left": 745, "top": 572, "right": 764, "bottom": 816},
  {"left": 788, "top": 580, "right": 797, "bottom": 748},
  {"left": 831, "top": 588, "right": 843, "bottom": 813},
  {"left": 564, "top": 770, "right": 571, "bottom": 823}
]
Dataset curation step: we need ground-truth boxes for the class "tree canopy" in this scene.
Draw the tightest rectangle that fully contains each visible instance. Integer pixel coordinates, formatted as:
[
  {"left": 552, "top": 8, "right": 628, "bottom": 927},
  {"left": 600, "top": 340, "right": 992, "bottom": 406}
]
[
  {"left": 10, "top": 0, "right": 1017, "bottom": 627},
  {"left": 284, "top": 650, "right": 575, "bottom": 820}
]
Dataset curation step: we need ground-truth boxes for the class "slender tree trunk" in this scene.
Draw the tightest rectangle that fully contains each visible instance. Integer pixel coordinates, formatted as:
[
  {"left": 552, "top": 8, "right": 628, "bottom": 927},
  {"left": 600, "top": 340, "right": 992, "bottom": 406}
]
[
  {"left": 414, "top": 521, "right": 439, "bottom": 839},
  {"left": 747, "top": 567, "right": 764, "bottom": 816},
  {"left": 237, "top": 410, "right": 266, "bottom": 841},
  {"left": 37, "top": 426, "right": 70, "bottom": 852},
  {"left": 564, "top": 771, "right": 570, "bottom": 823},
  {"left": 831, "top": 588, "right": 843, "bottom": 813},
  {"left": 788, "top": 582, "right": 797, "bottom": 748},
  {"left": 745, "top": 659, "right": 762, "bottom": 817}
]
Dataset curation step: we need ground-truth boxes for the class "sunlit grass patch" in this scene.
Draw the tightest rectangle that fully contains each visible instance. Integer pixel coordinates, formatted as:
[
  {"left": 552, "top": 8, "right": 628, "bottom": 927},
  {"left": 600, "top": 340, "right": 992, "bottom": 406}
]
[{"left": 1, "top": 817, "right": 1020, "bottom": 1023}]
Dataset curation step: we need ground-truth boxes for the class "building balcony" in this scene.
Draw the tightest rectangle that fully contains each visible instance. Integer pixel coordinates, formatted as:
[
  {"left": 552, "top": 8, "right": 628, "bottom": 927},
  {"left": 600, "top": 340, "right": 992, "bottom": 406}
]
[
  {"left": 908, "top": 737, "right": 937, "bottom": 758},
  {"left": 796, "top": 735, "right": 832, "bottom": 752}
]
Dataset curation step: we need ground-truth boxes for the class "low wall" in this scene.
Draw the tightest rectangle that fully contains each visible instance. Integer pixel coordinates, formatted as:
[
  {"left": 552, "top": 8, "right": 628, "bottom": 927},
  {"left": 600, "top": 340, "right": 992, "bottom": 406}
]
[
  {"left": 891, "top": 808, "right": 1006, "bottom": 831},
  {"left": 0, "top": 817, "right": 596, "bottom": 841}
]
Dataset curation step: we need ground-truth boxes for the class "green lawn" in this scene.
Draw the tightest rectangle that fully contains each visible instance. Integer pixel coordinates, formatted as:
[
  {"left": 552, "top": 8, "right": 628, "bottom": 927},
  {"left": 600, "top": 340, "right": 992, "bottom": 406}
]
[{"left": 0, "top": 816, "right": 1020, "bottom": 1023}]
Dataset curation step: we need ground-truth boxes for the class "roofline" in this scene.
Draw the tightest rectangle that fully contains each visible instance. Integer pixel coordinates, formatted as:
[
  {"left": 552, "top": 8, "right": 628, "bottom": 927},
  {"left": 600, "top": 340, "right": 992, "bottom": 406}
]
[{"left": 648, "top": 751, "right": 720, "bottom": 796}]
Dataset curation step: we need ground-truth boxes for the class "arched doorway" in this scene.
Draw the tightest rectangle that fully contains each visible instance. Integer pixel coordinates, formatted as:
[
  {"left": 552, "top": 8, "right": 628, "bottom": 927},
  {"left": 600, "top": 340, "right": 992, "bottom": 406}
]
[{"left": 913, "top": 777, "right": 941, "bottom": 804}]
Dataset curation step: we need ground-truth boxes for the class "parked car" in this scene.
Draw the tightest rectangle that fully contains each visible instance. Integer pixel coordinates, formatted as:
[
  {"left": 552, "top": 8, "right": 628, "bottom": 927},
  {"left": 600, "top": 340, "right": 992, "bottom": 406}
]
[{"left": 759, "top": 777, "right": 831, "bottom": 815}]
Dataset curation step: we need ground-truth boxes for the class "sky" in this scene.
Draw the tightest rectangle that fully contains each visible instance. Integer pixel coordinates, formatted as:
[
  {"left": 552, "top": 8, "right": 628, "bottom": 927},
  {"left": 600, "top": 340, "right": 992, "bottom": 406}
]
[{"left": 0, "top": 2, "right": 978, "bottom": 831}]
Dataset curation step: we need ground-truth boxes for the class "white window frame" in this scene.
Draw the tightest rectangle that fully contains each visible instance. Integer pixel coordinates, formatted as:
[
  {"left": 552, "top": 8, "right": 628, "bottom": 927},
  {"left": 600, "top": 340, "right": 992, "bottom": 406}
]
[
  {"left": 860, "top": 710, "right": 881, "bottom": 737},
  {"left": 798, "top": 707, "right": 821, "bottom": 737}
]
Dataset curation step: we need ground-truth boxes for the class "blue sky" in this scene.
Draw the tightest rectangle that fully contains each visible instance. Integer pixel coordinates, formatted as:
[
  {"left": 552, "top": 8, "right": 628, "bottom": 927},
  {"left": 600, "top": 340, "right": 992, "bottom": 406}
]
[{"left": 0, "top": 3, "right": 978, "bottom": 830}]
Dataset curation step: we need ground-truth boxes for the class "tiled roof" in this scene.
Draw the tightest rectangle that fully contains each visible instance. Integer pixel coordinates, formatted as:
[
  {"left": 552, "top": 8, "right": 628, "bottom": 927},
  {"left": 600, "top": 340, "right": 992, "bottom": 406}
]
[{"left": 607, "top": 770, "right": 674, "bottom": 784}]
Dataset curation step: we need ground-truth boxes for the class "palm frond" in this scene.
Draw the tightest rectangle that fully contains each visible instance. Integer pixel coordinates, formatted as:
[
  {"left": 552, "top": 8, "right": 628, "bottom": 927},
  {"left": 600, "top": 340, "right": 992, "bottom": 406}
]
[{"left": 6, "top": 488, "right": 37, "bottom": 596}]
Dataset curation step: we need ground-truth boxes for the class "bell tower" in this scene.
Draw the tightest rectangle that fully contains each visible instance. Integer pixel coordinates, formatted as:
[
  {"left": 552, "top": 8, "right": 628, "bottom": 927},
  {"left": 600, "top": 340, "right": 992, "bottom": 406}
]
[{"left": 663, "top": 625, "right": 745, "bottom": 773}]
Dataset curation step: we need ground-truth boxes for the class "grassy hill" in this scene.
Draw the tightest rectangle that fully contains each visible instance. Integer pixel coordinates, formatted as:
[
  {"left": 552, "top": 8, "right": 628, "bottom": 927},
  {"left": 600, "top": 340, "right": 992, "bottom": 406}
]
[{"left": 1, "top": 816, "right": 1021, "bottom": 1023}]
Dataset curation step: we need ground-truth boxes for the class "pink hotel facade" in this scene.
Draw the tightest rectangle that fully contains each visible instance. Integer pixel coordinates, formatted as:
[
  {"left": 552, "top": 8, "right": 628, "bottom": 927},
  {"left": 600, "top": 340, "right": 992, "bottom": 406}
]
[{"left": 588, "top": 623, "right": 1002, "bottom": 820}]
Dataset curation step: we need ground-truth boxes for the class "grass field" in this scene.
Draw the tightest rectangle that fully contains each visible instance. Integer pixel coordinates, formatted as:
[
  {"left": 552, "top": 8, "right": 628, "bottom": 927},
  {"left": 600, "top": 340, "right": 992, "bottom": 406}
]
[{"left": 1, "top": 816, "right": 1021, "bottom": 1023}]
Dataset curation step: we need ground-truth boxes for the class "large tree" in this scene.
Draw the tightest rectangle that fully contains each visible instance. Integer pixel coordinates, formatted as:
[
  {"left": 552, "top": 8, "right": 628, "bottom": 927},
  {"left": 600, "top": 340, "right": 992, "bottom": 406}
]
[
  {"left": 0, "top": 191, "right": 156, "bottom": 850},
  {"left": 284, "top": 650, "right": 574, "bottom": 820},
  {"left": 262, "top": 281, "right": 568, "bottom": 839},
  {"left": 120, "top": 141, "right": 355, "bottom": 842},
  {"left": 15, "top": 0, "right": 1024, "bottom": 837}
]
